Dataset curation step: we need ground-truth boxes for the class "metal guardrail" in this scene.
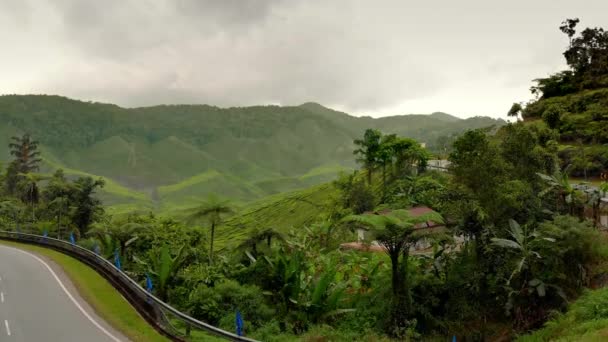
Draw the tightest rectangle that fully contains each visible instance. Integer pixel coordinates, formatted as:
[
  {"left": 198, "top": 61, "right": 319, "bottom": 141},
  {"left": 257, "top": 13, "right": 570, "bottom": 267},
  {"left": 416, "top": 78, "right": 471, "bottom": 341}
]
[{"left": 0, "top": 230, "right": 258, "bottom": 342}]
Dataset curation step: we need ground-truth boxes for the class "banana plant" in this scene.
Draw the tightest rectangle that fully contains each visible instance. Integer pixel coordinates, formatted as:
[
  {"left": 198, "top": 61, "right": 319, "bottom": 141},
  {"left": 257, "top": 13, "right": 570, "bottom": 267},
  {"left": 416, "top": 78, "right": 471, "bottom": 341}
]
[
  {"left": 135, "top": 244, "right": 188, "bottom": 301},
  {"left": 301, "top": 266, "right": 354, "bottom": 324},
  {"left": 537, "top": 167, "right": 579, "bottom": 214},
  {"left": 491, "top": 219, "right": 555, "bottom": 285}
]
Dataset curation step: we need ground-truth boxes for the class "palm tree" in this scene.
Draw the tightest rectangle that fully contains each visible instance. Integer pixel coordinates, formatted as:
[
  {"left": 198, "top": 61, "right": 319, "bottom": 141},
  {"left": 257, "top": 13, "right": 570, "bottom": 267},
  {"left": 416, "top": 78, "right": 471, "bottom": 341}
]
[
  {"left": 341, "top": 209, "right": 444, "bottom": 328},
  {"left": 135, "top": 244, "right": 188, "bottom": 301},
  {"left": 17, "top": 173, "right": 47, "bottom": 224},
  {"left": 237, "top": 227, "right": 284, "bottom": 260},
  {"left": 186, "top": 194, "right": 234, "bottom": 265},
  {"left": 354, "top": 129, "right": 382, "bottom": 185}
]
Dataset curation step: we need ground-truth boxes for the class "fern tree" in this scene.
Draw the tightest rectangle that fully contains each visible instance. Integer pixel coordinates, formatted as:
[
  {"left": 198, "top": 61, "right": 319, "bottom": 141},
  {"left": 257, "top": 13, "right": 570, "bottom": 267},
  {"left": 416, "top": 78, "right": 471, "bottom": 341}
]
[
  {"left": 88, "top": 221, "right": 145, "bottom": 259},
  {"left": 341, "top": 209, "right": 444, "bottom": 333},
  {"left": 186, "top": 194, "right": 234, "bottom": 265}
]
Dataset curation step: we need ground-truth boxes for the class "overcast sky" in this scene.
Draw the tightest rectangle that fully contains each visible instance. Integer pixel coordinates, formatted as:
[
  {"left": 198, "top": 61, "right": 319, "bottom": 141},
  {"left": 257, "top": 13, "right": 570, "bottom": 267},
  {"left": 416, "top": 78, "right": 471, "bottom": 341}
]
[{"left": 0, "top": 1, "right": 606, "bottom": 118}]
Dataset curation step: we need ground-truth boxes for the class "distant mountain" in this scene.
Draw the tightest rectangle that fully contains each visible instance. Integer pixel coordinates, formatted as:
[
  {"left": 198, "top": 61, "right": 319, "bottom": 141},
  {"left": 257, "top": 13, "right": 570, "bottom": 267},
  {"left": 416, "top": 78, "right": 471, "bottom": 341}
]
[{"left": 0, "top": 95, "right": 505, "bottom": 209}]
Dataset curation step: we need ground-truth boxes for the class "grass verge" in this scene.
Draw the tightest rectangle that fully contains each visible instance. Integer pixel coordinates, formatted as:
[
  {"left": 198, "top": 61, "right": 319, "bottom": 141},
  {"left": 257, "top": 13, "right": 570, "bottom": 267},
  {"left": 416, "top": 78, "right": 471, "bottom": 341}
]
[
  {"left": 518, "top": 287, "right": 608, "bottom": 342},
  {"left": 0, "top": 240, "right": 170, "bottom": 342}
]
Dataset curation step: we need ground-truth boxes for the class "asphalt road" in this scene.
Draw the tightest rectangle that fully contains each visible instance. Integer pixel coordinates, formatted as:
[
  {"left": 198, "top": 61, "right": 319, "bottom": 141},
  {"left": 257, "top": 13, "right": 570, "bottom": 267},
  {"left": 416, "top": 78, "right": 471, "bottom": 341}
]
[{"left": 0, "top": 245, "right": 126, "bottom": 342}]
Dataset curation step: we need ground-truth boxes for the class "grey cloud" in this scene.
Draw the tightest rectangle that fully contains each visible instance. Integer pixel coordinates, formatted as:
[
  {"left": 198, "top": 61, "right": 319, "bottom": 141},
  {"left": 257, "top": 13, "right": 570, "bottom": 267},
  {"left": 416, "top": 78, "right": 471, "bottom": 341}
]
[{"left": 1, "top": 0, "right": 608, "bottom": 117}]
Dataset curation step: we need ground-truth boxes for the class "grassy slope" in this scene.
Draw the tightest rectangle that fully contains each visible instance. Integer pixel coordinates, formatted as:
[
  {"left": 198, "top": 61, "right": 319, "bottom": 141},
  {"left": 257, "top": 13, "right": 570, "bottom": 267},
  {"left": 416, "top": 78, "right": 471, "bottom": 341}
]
[
  {"left": 0, "top": 240, "right": 169, "bottom": 342},
  {"left": 213, "top": 183, "right": 338, "bottom": 249},
  {"left": 519, "top": 288, "right": 608, "bottom": 342},
  {"left": 40, "top": 146, "right": 152, "bottom": 204},
  {"left": 157, "top": 169, "right": 266, "bottom": 206}
]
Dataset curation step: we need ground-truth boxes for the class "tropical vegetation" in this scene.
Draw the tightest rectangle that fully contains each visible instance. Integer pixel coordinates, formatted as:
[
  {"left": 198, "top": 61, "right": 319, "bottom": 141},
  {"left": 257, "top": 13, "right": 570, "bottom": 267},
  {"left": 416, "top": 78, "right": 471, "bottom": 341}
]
[{"left": 0, "top": 18, "right": 607, "bottom": 342}]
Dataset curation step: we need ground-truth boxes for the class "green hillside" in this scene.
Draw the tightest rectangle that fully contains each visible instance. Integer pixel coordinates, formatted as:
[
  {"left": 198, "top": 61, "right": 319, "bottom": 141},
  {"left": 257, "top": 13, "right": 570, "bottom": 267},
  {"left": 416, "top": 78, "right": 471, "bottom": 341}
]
[
  {"left": 521, "top": 88, "right": 608, "bottom": 177},
  {"left": 215, "top": 182, "right": 338, "bottom": 248},
  {"left": 0, "top": 95, "right": 504, "bottom": 208},
  {"left": 515, "top": 20, "right": 608, "bottom": 179}
]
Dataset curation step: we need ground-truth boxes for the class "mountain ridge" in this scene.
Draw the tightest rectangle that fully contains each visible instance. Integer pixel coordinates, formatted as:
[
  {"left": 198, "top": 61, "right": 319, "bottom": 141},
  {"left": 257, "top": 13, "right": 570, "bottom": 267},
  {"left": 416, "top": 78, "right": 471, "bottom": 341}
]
[{"left": 0, "top": 94, "right": 505, "bottom": 209}]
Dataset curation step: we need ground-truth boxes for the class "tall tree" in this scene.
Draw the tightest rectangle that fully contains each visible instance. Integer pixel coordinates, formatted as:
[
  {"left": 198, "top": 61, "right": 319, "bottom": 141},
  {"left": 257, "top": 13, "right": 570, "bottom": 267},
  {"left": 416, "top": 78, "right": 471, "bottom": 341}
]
[
  {"left": 354, "top": 129, "right": 382, "bottom": 185},
  {"left": 559, "top": 18, "right": 580, "bottom": 46},
  {"left": 6, "top": 134, "right": 41, "bottom": 195},
  {"left": 9, "top": 134, "right": 41, "bottom": 173},
  {"left": 507, "top": 102, "right": 523, "bottom": 119},
  {"left": 377, "top": 134, "right": 397, "bottom": 200},
  {"left": 392, "top": 137, "right": 428, "bottom": 177},
  {"left": 71, "top": 177, "right": 105, "bottom": 235},
  {"left": 17, "top": 173, "right": 47, "bottom": 224},
  {"left": 43, "top": 169, "right": 77, "bottom": 238},
  {"left": 342, "top": 209, "right": 444, "bottom": 333},
  {"left": 186, "top": 194, "right": 234, "bottom": 265}
]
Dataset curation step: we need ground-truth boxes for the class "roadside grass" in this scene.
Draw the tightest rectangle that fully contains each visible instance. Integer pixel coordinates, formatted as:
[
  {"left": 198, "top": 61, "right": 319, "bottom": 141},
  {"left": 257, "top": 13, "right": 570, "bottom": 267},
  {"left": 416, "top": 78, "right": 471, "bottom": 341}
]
[
  {"left": 518, "top": 287, "right": 608, "bottom": 342},
  {"left": 0, "top": 240, "right": 169, "bottom": 342}
]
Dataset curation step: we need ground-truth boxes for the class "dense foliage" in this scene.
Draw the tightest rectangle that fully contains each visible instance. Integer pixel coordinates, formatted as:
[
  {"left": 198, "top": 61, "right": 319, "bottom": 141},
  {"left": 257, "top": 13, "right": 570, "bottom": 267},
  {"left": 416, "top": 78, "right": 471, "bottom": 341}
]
[
  {"left": 2, "top": 123, "right": 607, "bottom": 341},
  {"left": 0, "top": 18, "right": 606, "bottom": 342},
  {"left": 514, "top": 19, "right": 608, "bottom": 178}
]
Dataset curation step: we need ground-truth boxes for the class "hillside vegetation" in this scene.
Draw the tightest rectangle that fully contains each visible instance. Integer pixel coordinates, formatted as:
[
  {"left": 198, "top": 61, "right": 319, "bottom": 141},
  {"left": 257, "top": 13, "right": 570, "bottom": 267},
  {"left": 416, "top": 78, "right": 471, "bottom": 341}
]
[
  {"left": 0, "top": 95, "right": 503, "bottom": 208},
  {"left": 513, "top": 18, "right": 608, "bottom": 178},
  {"left": 4, "top": 16, "right": 608, "bottom": 342}
]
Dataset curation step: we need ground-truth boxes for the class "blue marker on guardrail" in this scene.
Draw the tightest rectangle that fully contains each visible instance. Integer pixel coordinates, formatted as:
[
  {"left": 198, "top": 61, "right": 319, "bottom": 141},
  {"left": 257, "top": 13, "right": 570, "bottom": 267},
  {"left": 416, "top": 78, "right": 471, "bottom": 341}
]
[
  {"left": 114, "top": 249, "right": 122, "bottom": 270},
  {"left": 145, "top": 273, "right": 154, "bottom": 303},
  {"left": 236, "top": 309, "right": 244, "bottom": 336},
  {"left": 146, "top": 274, "right": 153, "bottom": 293}
]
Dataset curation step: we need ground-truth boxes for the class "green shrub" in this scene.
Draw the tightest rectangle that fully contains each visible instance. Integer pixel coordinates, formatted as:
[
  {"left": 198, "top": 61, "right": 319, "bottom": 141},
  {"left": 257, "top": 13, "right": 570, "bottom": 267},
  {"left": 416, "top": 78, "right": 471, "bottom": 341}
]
[{"left": 188, "top": 279, "right": 274, "bottom": 329}]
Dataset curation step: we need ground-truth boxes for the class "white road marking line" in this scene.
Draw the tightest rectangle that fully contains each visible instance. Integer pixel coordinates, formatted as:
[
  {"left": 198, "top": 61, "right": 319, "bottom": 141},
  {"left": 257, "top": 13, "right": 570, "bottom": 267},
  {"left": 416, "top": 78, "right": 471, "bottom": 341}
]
[
  {"left": 1, "top": 246, "right": 122, "bottom": 342},
  {"left": 4, "top": 320, "right": 10, "bottom": 336},
  {"left": 1, "top": 292, "right": 4, "bottom": 303}
]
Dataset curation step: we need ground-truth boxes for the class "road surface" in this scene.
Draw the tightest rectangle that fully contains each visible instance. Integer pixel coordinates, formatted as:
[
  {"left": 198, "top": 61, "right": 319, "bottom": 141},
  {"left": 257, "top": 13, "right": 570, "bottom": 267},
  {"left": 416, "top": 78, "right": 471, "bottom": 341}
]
[{"left": 0, "top": 244, "right": 127, "bottom": 341}]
